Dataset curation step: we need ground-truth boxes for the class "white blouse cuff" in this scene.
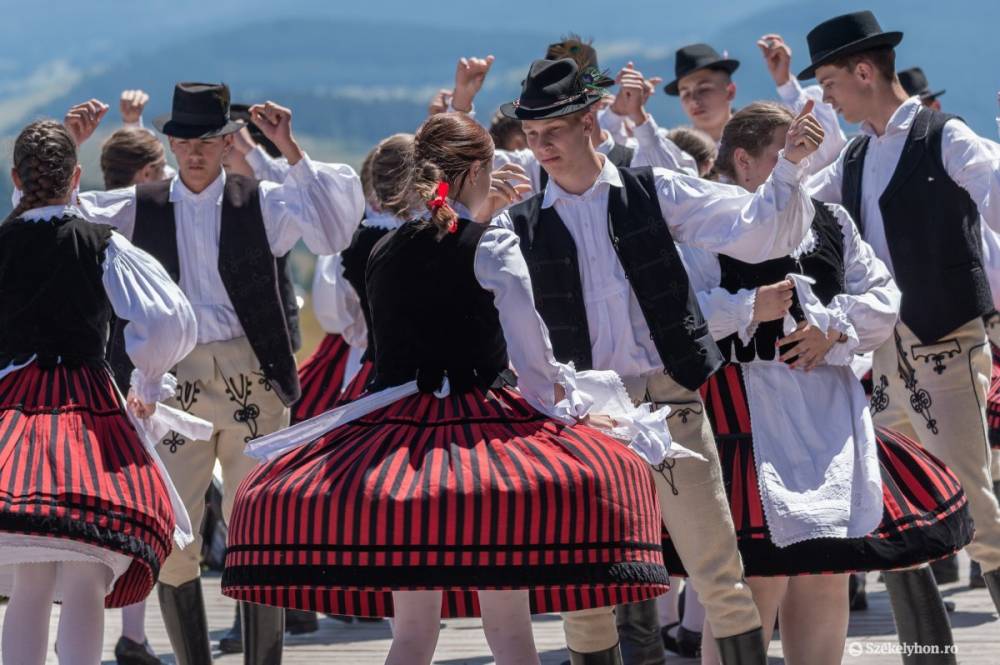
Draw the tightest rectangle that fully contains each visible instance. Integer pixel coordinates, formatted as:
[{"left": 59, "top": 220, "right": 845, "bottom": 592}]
[
  {"left": 736, "top": 288, "right": 759, "bottom": 344},
  {"left": 823, "top": 312, "right": 861, "bottom": 366},
  {"left": 772, "top": 152, "right": 808, "bottom": 183},
  {"left": 129, "top": 369, "right": 178, "bottom": 404},
  {"left": 544, "top": 363, "right": 596, "bottom": 424}
]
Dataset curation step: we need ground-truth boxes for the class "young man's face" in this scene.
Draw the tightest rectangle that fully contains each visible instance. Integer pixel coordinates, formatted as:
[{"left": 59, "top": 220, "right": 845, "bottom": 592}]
[
  {"left": 678, "top": 69, "right": 735, "bottom": 132},
  {"left": 816, "top": 63, "right": 871, "bottom": 124},
  {"left": 521, "top": 111, "right": 594, "bottom": 177},
  {"left": 168, "top": 135, "right": 232, "bottom": 191}
]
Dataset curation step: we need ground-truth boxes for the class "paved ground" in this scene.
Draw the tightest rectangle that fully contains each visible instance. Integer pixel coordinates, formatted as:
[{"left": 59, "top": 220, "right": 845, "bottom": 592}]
[{"left": 1, "top": 551, "right": 997, "bottom": 664}]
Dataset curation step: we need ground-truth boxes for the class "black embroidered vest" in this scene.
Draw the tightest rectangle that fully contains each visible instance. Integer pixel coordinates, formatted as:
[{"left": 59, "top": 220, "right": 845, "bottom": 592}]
[
  {"left": 106, "top": 175, "right": 300, "bottom": 406},
  {"left": 539, "top": 142, "right": 634, "bottom": 190},
  {"left": 0, "top": 215, "right": 114, "bottom": 369},
  {"left": 508, "top": 165, "right": 723, "bottom": 391},
  {"left": 340, "top": 222, "right": 394, "bottom": 357},
  {"left": 365, "top": 219, "right": 509, "bottom": 394},
  {"left": 840, "top": 107, "right": 991, "bottom": 343},
  {"left": 717, "top": 201, "right": 845, "bottom": 362}
]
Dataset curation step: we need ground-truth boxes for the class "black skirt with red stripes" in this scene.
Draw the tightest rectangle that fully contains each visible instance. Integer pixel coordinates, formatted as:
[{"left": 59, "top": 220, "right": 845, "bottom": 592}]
[
  {"left": 335, "top": 358, "right": 374, "bottom": 406},
  {"left": 222, "top": 385, "right": 669, "bottom": 618},
  {"left": 661, "top": 365, "right": 973, "bottom": 577},
  {"left": 291, "top": 334, "right": 353, "bottom": 424},
  {"left": 986, "top": 343, "right": 1000, "bottom": 450},
  {"left": 0, "top": 363, "right": 176, "bottom": 607}
]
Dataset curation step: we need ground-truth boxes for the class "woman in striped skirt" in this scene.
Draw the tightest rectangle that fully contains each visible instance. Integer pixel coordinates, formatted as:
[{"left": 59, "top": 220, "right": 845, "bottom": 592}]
[
  {"left": 0, "top": 119, "right": 197, "bottom": 664},
  {"left": 222, "top": 113, "right": 687, "bottom": 665},
  {"left": 670, "top": 103, "right": 973, "bottom": 665}
]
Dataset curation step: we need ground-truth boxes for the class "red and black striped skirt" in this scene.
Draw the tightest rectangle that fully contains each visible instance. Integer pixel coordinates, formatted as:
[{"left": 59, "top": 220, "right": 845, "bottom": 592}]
[
  {"left": 661, "top": 365, "right": 973, "bottom": 577},
  {"left": 986, "top": 343, "right": 1000, "bottom": 450},
  {"left": 334, "top": 358, "right": 375, "bottom": 406},
  {"left": 291, "top": 333, "right": 353, "bottom": 424},
  {"left": 222, "top": 385, "right": 668, "bottom": 617},
  {"left": 0, "top": 363, "right": 176, "bottom": 607}
]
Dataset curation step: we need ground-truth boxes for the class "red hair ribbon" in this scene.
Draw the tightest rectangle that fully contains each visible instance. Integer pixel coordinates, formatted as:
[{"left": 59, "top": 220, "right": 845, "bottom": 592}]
[{"left": 427, "top": 181, "right": 457, "bottom": 233}]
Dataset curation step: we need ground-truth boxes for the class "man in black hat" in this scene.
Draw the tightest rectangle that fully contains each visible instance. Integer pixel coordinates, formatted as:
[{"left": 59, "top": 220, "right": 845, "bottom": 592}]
[
  {"left": 446, "top": 45, "right": 700, "bottom": 192},
  {"left": 801, "top": 10, "right": 1000, "bottom": 660},
  {"left": 663, "top": 43, "right": 740, "bottom": 145},
  {"left": 65, "top": 82, "right": 365, "bottom": 665},
  {"left": 494, "top": 57, "right": 824, "bottom": 665},
  {"left": 898, "top": 67, "right": 945, "bottom": 110}
]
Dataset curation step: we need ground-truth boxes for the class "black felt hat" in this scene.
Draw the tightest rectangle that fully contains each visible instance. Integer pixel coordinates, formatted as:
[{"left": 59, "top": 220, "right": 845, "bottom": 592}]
[
  {"left": 798, "top": 11, "right": 903, "bottom": 80},
  {"left": 153, "top": 82, "right": 243, "bottom": 139},
  {"left": 663, "top": 44, "right": 740, "bottom": 96},
  {"left": 500, "top": 58, "right": 612, "bottom": 121},
  {"left": 898, "top": 67, "right": 945, "bottom": 101}
]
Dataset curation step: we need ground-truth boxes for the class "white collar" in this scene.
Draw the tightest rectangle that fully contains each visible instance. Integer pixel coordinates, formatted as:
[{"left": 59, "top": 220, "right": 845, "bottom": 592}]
[
  {"left": 860, "top": 97, "right": 922, "bottom": 139},
  {"left": 541, "top": 153, "right": 622, "bottom": 209},
  {"left": 168, "top": 169, "right": 226, "bottom": 205},
  {"left": 448, "top": 200, "right": 476, "bottom": 220},
  {"left": 363, "top": 209, "right": 405, "bottom": 230},
  {"left": 19, "top": 204, "right": 82, "bottom": 222}
]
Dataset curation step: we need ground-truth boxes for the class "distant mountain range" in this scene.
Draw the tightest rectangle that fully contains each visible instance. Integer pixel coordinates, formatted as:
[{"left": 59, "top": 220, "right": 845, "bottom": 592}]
[{"left": 1, "top": 0, "right": 998, "bottom": 206}]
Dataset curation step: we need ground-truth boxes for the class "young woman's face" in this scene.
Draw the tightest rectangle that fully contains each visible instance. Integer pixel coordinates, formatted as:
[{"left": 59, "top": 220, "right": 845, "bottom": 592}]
[{"left": 737, "top": 125, "right": 789, "bottom": 192}]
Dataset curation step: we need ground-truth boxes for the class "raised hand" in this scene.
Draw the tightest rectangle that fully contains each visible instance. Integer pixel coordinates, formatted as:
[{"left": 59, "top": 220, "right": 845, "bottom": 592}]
[
  {"left": 752, "top": 279, "right": 794, "bottom": 322},
  {"left": 757, "top": 34, "right": 793, "bottom": 86},
  {"left": 478, "top": 163, "right": 532, "bottom": 221},
  {"left": 119, "top": 89, "right": 150, "bottom": 124},
  {"left": 428, "top": 88, "right": 453, "bottom": 116},
  {"left": 452, "top": 55, "right": 494, "bottom": 113},
  {"left": 249, "top": 101, "right": 301, "bottom": 163},
  {"left": 611, "top": 62, "right": 650, "bottom": 124},
  {"left": 64, "top": 99, "right": 109, "bottom": 146},
  {"left": 783, "top": 99, "right": 824, "bottom": 164},
  {"left": 611, "top": 62, "right": 660, "bottom": 125}
]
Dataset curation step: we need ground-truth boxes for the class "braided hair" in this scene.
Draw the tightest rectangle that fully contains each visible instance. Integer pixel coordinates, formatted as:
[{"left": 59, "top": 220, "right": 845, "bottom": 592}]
[{"left": 6, "top": 120, "right": 78, "bottom": 223}]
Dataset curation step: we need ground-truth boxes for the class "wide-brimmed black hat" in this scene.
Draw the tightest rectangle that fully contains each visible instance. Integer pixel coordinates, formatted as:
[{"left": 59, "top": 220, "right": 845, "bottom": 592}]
[
  {"left": 500, "top": 58, "right": 612, "bottom": 121},
  {"left": 230, "top": 103, "right": 281, "bottom": 158},
  {"left": 153, "top": 82, "right": 243, "bottom": 139},
  {"left": 898, "top": 67, "right": 945, "bottom": 101},
  {"left": 663, "top": 44, "right": 740, "bottom": 96},
  {"left": 798, "top": 11, "right": 903, "bottom": 80}
]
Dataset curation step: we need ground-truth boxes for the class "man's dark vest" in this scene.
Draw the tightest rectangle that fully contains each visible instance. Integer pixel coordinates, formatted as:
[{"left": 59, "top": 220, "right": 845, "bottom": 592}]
[
  {"left": 276, "top": 254, "right": 302, "bottom": 353},
  {"left": 841, "top": 106, "right": 991, "bottom": 343},
  {"left": 538, "top": 142, "right": 634, "bottom": 190},
  {"left": 340, "top": 222, "right": 394, "bottom": 356},
  {"left": 107, "top": 175, "right": 300, "bottom": 406},
  {"left": 717, "top": 201, "right": 845, "bottom": 362},
  {"left": 0, "top": 216, "right": 113, "bottom": 369},
  {"left": 364, "top": 219, "right": 509, "bottom": 394},
  {"left": 508, "top": 165, "right": 723, "bottom": 391}
]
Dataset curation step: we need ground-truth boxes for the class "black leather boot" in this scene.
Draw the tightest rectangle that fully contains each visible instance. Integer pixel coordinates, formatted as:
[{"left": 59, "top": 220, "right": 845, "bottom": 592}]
[
  {"left": 567, "top": 643, "right": 624, "bottom": 665},
  {"left": 219, "top": 607, "right": 243, "bottom": 654},
  {"left": 114, "top": 636, "right": 163, "bottom": 665},
  {"left": 157, "top": 581, "right": 212, "bottom": 665},
  {"left": 284, "top": 609, "right": 319, "bottom": 635},
  {"left": 930, "top": 553, "right": 960, "bottom": 584},
  {"left": 715, "top": 627, "right": 767, "bottom": 665},
  {"left": 849, "top": 572, "right": 868, "bottom": 611},
  {"left": 883, "top": 568, "right": 957, "bottom": 664},
  {"left": 970, "top": 559, "right": 986, "bottom": 588},
  {"left": 615, "top": 598, "right": 666, "bottom": 665},
  {"left": 242, "top": 601, "right": 285, "bottom": 665},
  {"left": 983, "top": 568, "right": 1000, "bottom": 615}
]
